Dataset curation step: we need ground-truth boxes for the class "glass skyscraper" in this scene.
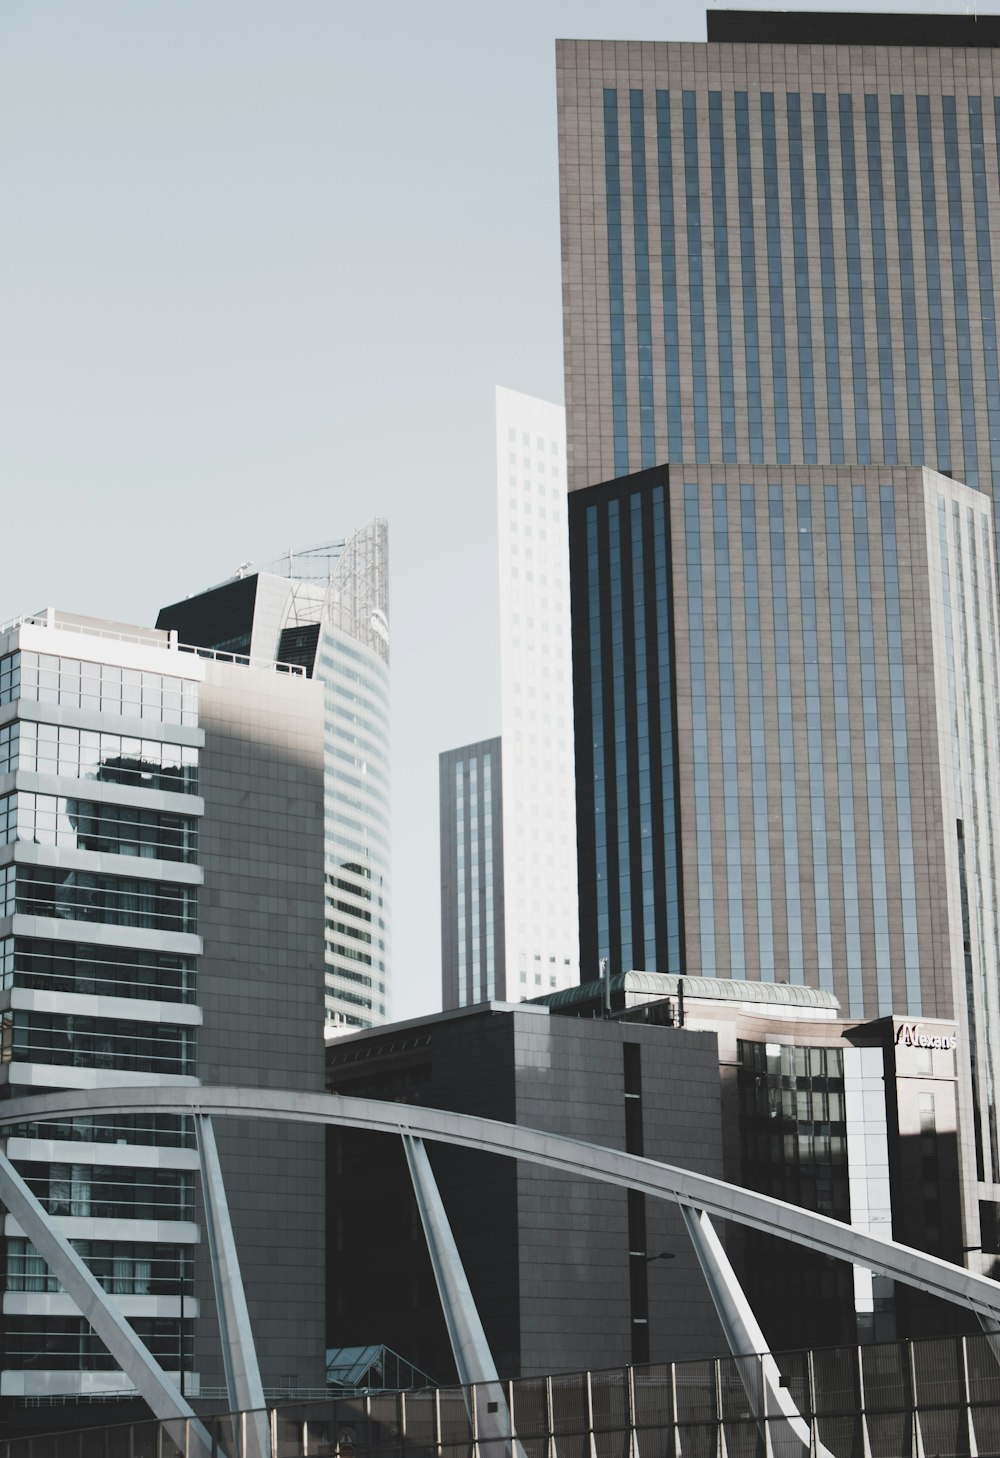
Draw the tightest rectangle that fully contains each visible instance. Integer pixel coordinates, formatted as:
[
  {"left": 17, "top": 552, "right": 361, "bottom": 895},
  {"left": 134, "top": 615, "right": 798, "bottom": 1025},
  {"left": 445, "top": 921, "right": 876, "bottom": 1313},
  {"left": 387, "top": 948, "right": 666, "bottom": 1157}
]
[
  {"left": 559, "top": 12, "right": 1000, "bottom": 520},
  {"left": 560, "top": 12, "right": 1000, "bottom": 1274}
]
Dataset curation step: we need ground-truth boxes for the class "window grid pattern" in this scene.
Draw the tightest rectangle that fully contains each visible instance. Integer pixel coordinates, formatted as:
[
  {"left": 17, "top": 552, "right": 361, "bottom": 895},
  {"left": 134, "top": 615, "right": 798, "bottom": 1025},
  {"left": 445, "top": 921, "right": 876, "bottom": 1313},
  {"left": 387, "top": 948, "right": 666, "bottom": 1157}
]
[
  {"left": 685, "top": 486, "right": 714, "bottom": 972},
  {"left": 603, "top": 89, "right": 628, "bottom": 475},
  {"left": 5, "top": 1238, "right": 192, "bottom": 1297},
  {"left": 0, "top": 652, "right": 197, "bottom": 725},
  {"left": 3, "top": 865, "right": 196, "bottom": 934},
  {"left": 3, "top": 1318, "right": 191, "bottom": 1372},
  {"left": 812, "top": 96, "right": 845, "bottom": 463},
  {"left": 654, "top": 91, "right": 683, "bottom": 459},
  {"left": 879, "top": 489, "right": 921, "bottom": 1013},
  {"left": 824, "top": 488, "right": 864, "bottom": 1016},
  {"left": 20, "top": 1163, "right": 194, "bottom": 1222},
  {"left": 0, "top": 792, "right": 196, "bottom": 863},
  {"left": 759, "top": 93, "right": 790, "bottom": 464},
  {"left": 795, "top": 489, "right": 834, "bottom": 990},
  {"left": 9, "top": 1012, "right": 195, "bottom": 1076},
  {"left": 682, "top": 92, "right": 709, "bottom": 460},
  {"left": 889, "top": 95, "right": 924, "bottom": 463},
  {"left": 713, "top": 485, "right": 745, "bottom": 973},
  {"left": 768, "top": 487, "right": 803, "bottom": 980},
  {"left": 0, "top": 721, "right": 198, "bottom": 794},
  {"left": 1, "top": 937, "right": 195, "bottom": 1003},
  {"left": 630, "top": 90, "right": 655, "bottom": 469},
  {"left": 740, "top": 486, "right": 773, "bottom": 976},
  {"left": 863, "top": 96, "right": 897, "bottom": 463}
]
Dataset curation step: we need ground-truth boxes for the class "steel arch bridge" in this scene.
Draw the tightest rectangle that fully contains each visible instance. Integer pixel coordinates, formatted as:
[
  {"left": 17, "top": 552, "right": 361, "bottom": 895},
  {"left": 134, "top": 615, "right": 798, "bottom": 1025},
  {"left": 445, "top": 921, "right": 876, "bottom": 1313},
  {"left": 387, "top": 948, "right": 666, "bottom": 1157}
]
[{"left": 1, "top": 1085, "right": 998, "bottom": 1458}]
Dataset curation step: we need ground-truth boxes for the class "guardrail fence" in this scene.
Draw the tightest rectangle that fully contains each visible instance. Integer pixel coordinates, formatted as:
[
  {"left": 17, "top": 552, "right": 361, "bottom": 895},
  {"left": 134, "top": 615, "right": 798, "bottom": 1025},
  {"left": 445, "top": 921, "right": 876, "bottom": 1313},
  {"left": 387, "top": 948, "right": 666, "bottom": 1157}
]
[{"left": 4, "top": 1329, "right": 1000, "bottom": 1458}]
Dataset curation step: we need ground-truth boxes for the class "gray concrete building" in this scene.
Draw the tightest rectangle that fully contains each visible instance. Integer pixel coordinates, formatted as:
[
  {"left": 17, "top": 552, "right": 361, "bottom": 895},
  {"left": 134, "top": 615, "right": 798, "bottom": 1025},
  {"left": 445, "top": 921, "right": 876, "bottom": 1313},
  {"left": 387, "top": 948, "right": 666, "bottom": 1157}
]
[
  {"left": 0, "top": 609, "right": 327, "bottom": 1411},
  {"left": 157, "top": 523, "right": 391, "bottom": 1034},
  {"left": 326, "top": 1000, "right": 727, "bottom": 1379},
  {"left": 325, "top": 977, "right": 969, "bottom": 1369},
  {"left": 439, "top": 738, "right": 505, "bottom": 1008}
]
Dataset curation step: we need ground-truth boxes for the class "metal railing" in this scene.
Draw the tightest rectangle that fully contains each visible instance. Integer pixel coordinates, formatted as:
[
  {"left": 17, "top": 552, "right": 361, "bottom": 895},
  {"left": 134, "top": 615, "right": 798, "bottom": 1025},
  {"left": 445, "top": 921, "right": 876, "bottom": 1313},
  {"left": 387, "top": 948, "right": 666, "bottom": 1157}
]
[
  {"left": 4, "top": 1329, "right": 1000, "bottom": 1458},
  {"left": 0, "top": 612, "right": 305, "bottom": 677}
]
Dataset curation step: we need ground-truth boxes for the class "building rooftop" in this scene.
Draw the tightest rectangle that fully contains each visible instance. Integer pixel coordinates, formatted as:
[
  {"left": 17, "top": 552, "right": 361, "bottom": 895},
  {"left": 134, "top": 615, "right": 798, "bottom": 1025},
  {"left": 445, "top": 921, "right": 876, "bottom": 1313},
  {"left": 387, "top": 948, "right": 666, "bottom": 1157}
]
[
  {"left": 533, "top": 970, "right": 841, "bottom": 1014},
  {"left": 707, "top": 10, "right": 1000, "bottom": 49}
]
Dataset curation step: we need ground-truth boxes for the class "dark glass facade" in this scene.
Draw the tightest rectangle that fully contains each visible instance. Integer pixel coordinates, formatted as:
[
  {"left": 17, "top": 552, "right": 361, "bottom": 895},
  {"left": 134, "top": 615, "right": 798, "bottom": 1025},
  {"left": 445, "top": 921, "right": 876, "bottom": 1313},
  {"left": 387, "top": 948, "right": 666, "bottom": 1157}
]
[{"left": 569, "top": 467, "right": 682, "bottom": 979}]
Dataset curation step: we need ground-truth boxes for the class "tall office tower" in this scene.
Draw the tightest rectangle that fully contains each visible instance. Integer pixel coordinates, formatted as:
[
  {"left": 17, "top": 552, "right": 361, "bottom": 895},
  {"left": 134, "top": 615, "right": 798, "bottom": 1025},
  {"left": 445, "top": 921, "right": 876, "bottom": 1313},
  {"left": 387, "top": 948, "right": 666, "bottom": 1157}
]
[
  {"left": 157, "top": 522, "right": 391, "bottom": 1034},
  {"left": 558, "top": 12, "right": 1000, "bottom": 519},
  {"left": 495, "top": 388, "right": 580, "bottom": 997},
  {"left": 440, "top": 739, "right": 504, "bottom": 1008},
  {"left": 439, "top": 395, "right": 578, "bottom": 1010},
  {"left": 0, "top": 609, "right": 327, "bottom": 1409},
  {"left": 569, "top": 462, "right": 1000, "bottom": 1266}
]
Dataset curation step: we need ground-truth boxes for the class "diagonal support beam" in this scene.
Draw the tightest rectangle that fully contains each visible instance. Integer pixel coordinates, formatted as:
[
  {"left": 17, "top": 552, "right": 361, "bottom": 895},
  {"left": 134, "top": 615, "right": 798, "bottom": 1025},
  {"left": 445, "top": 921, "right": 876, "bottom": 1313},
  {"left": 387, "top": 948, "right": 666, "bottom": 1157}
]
[
  {"left": 195, "top": 1114, "right": 267, "bottom": 1428},
  {"left": 0, "top": 1146, "right": 212, "bottom": 1455},
  {"left": 680, "top": 1204, "right": 835, "bottom": 1458},
  {"left": 402, "top": 1134, "right": 523, "bottom": 1458}
]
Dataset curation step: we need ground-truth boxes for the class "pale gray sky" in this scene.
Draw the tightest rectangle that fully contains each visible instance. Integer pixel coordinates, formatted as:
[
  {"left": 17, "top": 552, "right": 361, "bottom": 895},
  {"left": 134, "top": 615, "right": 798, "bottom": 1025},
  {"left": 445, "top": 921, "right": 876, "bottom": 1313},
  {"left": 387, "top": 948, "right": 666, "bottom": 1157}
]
[{"left": 0, "top": 0, "right": 986, "bottom": 1019}]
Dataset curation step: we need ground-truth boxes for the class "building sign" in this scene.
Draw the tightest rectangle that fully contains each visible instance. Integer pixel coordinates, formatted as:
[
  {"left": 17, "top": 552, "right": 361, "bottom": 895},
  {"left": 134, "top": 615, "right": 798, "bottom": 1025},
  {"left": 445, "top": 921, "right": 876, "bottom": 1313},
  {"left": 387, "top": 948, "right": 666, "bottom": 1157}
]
[{"left": 895, "top": 1021, "right": 957, "bottom": 1052}]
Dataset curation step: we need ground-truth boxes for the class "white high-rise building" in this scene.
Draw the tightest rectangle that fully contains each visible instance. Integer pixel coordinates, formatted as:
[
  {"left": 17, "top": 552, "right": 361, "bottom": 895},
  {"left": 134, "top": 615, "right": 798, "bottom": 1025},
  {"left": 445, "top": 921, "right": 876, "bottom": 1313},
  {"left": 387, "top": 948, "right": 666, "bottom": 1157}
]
[
  {"left": 495, "top": 387, "right": 579, "bottom": 997},
  {"left": 440, "top": 390, "right": 580, "bottom": 1007}
]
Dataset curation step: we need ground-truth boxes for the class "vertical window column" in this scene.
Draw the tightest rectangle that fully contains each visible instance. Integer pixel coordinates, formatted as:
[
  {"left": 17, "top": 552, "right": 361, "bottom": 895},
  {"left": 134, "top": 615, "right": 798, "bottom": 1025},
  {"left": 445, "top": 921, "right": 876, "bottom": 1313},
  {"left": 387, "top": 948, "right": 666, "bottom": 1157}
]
[
  {"left": 917, "top": 96, "right": 953, "bottom": 472},
  {"left": 713, "top": 485, "right": 745, "bottom": 974},
  {"left": 863, "top": 96, "right": 898, "bottom": 463},
  {"left": 768, "top": 486, "right": 803, "bottom": 981},
  {"left": 631, "top": 497, "right": 655, "bottom": 965},
  {"left": 813, "top": 95, "right": 845, "bottom": 463},
  {"left": 970, "top": 98, "right": 1000, "bottom": 502},
  {"left": 889, "top": 96, "right": 925, "bottom": 465},
  {"left": 740, "top": 486, "right": 774, "bottom": 976},
  {"left": 734, "top": 93, "right": 764, "bottom": 463},
  {"left": 786, "top": 95, "right": 818, "bottom": 463},
  {"left": 709, "top": 93, "right": 736, "bottom": 463},
  {"left": 587, "top": 507, "right": 611, "bottom": 967},
  {"left": 851, "top": 487, "right": 893, "bottom": 1017},
  {"left": 838, "top": 96, "right": 872, "bottom": 463},
  {"left": 608, "top": 502, "right": 633, "bottom": 968},
  {"left": 684, "top": 485, "right": 715, "bottom": 973},
  {"left": 824, "top": 487, "right": 864, "bottom": 1016},
  {"left": 683, "top": 93, "right": 709, "bottom": 462},
  {"left": 761, "top": 94, "right": 790, "bottom": 464},
  {"left": 603, "top": 89, "right": 629, "bottom": 476},
  {"left": 630, "top": 91, "right": 656, "bottom": 469},
  {"left": 796, "top": 490, "right": 834, "bottom": 992},
  {"left": 878, "top": 490, "right": 920, "bottom": 1013},
  {"left": 655, "top": 92, "right": 683, "bottom": 460},
  {"left": 652, "top": 486, "right": 682, "bottom": 972},
  {"left": 942, "top": 97, "right": 979, "bottom": 487}
]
